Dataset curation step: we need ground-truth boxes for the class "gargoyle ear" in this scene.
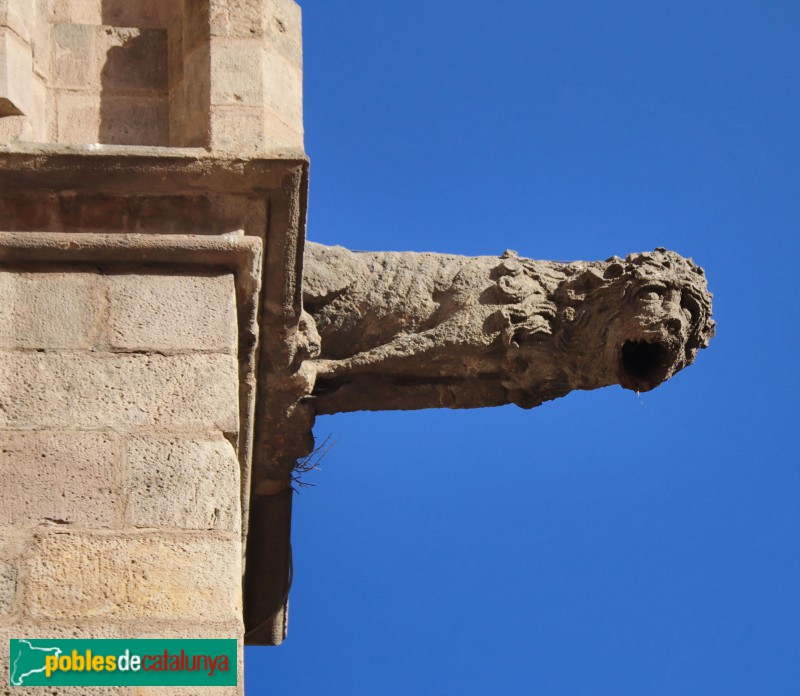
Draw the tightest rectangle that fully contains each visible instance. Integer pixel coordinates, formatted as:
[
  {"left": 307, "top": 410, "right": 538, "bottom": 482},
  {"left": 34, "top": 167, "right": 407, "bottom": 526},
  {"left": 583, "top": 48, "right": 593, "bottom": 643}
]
[
  {"left": 495, "top": 273, "right": 538, "bottom": 303},
  {"left": 485, "top": 308, "right": 524, "bottom": 346},
  {"left": 576, "top": 268, "right": 606, "bottom": 293}
]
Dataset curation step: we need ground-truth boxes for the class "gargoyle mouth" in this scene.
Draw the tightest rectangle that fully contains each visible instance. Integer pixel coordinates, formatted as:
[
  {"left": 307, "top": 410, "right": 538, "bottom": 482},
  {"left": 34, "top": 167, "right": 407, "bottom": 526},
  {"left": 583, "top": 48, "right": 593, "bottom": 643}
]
[{"left": 618, "top": 340, "right": 675, "bottom": 392}]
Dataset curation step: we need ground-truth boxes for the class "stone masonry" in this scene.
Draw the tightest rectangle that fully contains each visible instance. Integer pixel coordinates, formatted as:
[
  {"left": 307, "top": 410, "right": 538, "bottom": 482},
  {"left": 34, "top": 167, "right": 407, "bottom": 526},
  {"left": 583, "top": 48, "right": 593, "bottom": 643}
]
[
  {"left": 0, "top": 233, "right": 266, "bottom": 695},
  {"left": 1, "top": 0, "right": 303, "bottom": 151},
  {"left": 0, "top": 0, "right": 307, "bottom": 692}
]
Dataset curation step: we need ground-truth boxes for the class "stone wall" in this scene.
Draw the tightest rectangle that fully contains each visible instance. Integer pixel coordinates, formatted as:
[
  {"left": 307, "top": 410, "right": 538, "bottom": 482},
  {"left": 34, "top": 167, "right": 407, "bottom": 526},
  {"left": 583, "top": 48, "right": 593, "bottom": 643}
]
[
  {"left": 0, "top": 262, "right": 246, "bottom": 694},
  {"left": 0, "top": 0, "right": 308, "bottom": 686},
  {"left": 0, "top": 0, "right": 303, "bottom": 151}
]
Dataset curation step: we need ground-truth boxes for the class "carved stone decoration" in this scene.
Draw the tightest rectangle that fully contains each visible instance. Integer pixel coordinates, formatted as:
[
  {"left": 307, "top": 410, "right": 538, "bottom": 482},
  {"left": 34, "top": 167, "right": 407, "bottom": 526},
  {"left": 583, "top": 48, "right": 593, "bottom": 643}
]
[{"left": 301, "top": 242, "right": 715, "bottom": 414}]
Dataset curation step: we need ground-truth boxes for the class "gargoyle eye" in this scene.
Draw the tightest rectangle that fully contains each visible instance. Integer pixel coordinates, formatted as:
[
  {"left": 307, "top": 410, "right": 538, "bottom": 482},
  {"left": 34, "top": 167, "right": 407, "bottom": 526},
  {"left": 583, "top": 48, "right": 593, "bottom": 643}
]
[
  {"left": 637, "top": 284, "right": 667, "bottom": 302},
  {"left": 604, "top": 263, "right": 624, "bottom": 279},
  {"left": 680, "top": 293, "right": 700, "bottom": 323}
]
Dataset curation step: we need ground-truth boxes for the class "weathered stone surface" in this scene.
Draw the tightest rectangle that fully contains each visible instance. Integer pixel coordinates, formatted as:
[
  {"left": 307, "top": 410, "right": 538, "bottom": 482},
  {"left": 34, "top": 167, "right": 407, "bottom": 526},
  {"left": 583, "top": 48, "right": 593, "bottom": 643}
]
[
  {"left": 0, "top": 0, "right": 36, "bottom": 44},
  {"left": 50, "top": 0, "right": 102, "bottom": 25},
  {"left": 50, "top": 22, "right": 94, "bottom": 90},
  {"left": 98, "top": 26, "right": 168, "bottom": 93},
  {"left": 101, "top": 0, "right": 172, "bottom": 29},
  {"left": 100, "top": 96, "right": 169, "bottom": 146},
  {"left": 54, "top": 91, "right": 100, "bottom": 142},
  {"left": 27, "top": 73, "right": 46, "bottom": 140},
  {"left": 108, "top": 273, "right": 237, "bottom": 353},
  {"left": 210, "top": 106, "right": 266, "bottom": 153},
  {"left": 25, "top": 532, "right": 241, "bottom": 621},
  {"left": 210, "top": 39, "right": 264, "bottom": 107},
  {"left": 50, "top": 22, "right": 169, "bottom": 145},
  {"left": 303, "top": 243, "right": 715, "bottom": 413},
  {"left": 0, "top": 430, "right": 121, "bottom": 526},
  {"left": 0, "top": 28, "right": 32, "bottom": 117},
  {"left": 0, "top": 112, "right": 27, "bottom": 142},
  {"left": 263, "top": 49, "right": 303, "bottom": 128},
  {"left": 0, "top": 271, "right": 102, "bottom": 349},
  {"left": 126, "top": 435, "right": 240, "bottom": 532},
  {"left": 0, "top": 352, "right": 239, "bottom": 432},
  {"left": 0, "top": 559, "right": 14, "bottom": 614}
]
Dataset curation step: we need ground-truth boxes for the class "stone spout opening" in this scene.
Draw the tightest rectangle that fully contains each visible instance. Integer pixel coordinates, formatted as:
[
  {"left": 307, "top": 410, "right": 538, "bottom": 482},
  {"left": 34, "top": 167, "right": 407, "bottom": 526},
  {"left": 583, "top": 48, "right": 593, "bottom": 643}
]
[{"left": 620, "top": 340, "right": 671, "bottom": 391}]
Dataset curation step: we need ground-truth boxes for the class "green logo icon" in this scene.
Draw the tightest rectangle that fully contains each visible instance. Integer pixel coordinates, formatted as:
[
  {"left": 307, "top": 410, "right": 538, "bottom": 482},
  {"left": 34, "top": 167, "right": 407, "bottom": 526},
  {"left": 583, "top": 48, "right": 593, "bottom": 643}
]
[{"left": 9, "top": 639, "right": 237, "bottom": 687}]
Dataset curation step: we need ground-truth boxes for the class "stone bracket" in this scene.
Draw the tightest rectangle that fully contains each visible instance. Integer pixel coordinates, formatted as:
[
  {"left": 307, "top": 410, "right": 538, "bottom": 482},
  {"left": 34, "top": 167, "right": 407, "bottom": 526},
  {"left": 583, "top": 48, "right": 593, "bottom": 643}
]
[{"left": 0, "top": 145, "right": 311, "bottom": 646}]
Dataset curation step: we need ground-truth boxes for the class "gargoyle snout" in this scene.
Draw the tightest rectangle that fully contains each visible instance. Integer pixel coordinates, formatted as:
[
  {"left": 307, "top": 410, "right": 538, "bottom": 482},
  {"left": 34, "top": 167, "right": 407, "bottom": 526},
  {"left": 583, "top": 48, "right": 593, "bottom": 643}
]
[{"left": 665, "top": 317, "right": 683, "bottom": 336}]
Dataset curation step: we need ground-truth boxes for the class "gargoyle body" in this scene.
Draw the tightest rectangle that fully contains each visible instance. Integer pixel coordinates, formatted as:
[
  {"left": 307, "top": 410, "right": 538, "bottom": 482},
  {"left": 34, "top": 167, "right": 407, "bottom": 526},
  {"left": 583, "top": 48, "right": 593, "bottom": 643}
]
[{"left": 301, "top": 242, "right": 714, "bottom": 415}]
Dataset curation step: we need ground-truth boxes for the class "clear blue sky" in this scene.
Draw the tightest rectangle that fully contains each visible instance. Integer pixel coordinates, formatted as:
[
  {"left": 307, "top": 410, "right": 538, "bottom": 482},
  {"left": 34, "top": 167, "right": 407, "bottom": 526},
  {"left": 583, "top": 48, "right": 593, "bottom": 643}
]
[{"left": 247, "top": 1, "right": 800, "bottom": 694}]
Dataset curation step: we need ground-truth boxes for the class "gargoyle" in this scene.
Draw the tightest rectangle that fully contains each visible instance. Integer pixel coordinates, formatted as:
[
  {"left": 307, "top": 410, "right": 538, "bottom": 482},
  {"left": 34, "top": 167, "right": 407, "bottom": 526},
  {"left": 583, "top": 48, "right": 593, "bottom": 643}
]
[{"left": 300, "top": 242, "right": 714, "bottom": 415}]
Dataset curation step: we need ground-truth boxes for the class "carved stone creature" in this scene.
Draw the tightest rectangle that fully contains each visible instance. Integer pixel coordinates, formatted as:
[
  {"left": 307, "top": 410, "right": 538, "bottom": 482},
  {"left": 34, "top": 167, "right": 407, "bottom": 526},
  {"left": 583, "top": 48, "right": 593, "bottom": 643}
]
[{"left": 301, "top": 242, "right": 714, "bottom": 414}]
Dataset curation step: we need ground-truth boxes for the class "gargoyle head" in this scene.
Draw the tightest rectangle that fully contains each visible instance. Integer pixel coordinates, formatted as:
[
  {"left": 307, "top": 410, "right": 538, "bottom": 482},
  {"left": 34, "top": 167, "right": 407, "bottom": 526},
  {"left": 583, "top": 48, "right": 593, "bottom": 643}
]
[{"left": 560, "top": 248, "right": 715, "bottom": 393}]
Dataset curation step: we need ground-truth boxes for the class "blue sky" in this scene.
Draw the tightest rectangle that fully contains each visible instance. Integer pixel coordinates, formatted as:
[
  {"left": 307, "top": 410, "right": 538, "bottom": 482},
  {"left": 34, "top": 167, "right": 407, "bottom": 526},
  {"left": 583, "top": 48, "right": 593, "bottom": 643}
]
[{"left": 246, "top": 1, "right": 800, "bottom": 694}]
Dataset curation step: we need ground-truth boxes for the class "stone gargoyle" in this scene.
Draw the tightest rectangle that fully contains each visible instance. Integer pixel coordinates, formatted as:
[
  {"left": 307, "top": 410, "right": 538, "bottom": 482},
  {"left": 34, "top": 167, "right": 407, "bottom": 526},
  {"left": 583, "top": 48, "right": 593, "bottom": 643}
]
[{"left": 298, "top": 242, "right": 715, "bottom": 415}]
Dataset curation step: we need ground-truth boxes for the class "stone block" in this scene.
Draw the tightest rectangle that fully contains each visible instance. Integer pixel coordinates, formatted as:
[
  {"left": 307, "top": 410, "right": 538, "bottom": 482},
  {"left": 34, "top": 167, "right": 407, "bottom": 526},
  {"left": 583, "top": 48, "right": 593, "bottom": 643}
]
[
  {"left": 51, "top": 22, "right": 96, "bottom": 91},
  {"left": 263, "top": 48, "right": 303, "bottom": 130},
  {"left": 0, "top": 430, "right": 121, "bottom": 526},
  {"left": 0, "top": 352, "right": 239, "bottom": 433},
  {"left": 208, "top": 0, "right": 302, "bottom": 66},
  {"left": 0, "top": 113, "right": 28, "bottom": 143},
  {"left": 210, "top": 39, "right": 263, "bottom": 108},
  {"left": 210, "top": 0, "right": 266, "bottom": 38},
  {"left": 0, "top": 0, "right": 36, "bottom": 44},
  {"left": 56, "top": 90, "right": 168, "bottom": 145},
  {"left": 99, "top": 26, "right": 167, "bottom": 94},
  {"left": 50, "top": 0, "right": 102, "bottom": 25},
  {"left": 126, "top": 435, "right": 240, "bottom": 532},
  {"left": 97, "top": 94, "right": 168, "bottom": 145},
  {"left": 108, "top": 273, "right": 237, "bottom": 354},
  {"left": 101, "top": 0, "right": 172, "bottom": 29},
  {"left": 54, "top": 90, "right": 100, "bottom": 143},
  {"left": 0, "top": 28, "right": 32, "bottom": 117},
  {"left": 210, "top": 105, "right": 265, "bottom": 153},
  {"left": 262, "top": 106, "right": 304, "bottom": 150},
  {"left": 262, "top": 0, "right": 302, "bottom": 67},
  {"left": 0, "top": 271, "right": 102, "bottom": 350},
  {"left": 25, "top": 532, "right": 241, "bottom": 621}
]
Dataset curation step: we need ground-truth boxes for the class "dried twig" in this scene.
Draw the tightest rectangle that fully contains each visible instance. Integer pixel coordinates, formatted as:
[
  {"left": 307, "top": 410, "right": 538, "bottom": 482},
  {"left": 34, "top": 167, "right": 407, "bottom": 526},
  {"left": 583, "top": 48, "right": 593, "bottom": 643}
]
[{"left": 292, "top": 434, "right": 336, "bottom": 490}]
